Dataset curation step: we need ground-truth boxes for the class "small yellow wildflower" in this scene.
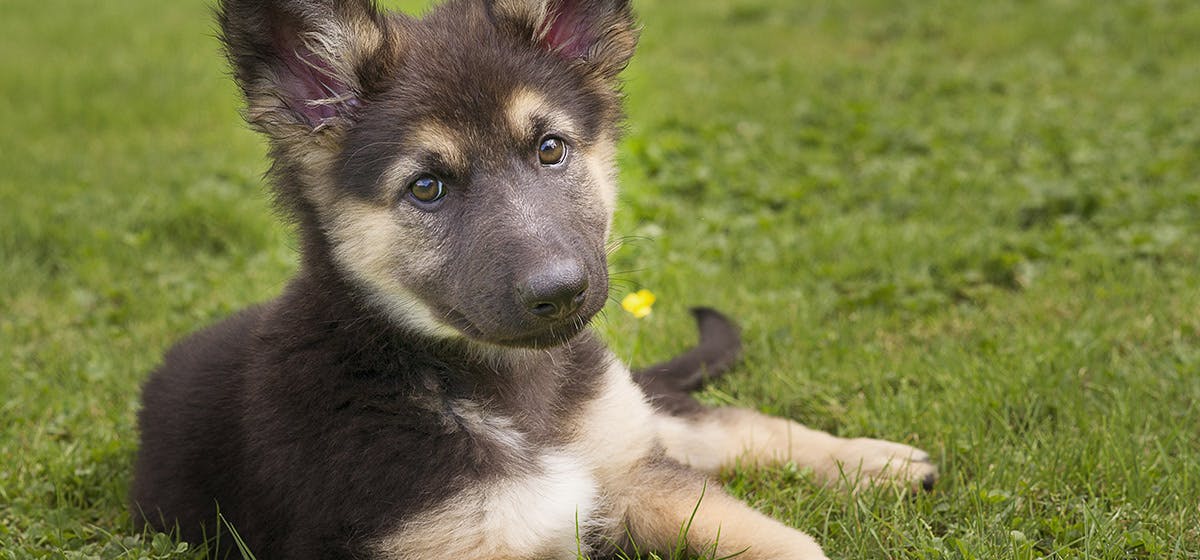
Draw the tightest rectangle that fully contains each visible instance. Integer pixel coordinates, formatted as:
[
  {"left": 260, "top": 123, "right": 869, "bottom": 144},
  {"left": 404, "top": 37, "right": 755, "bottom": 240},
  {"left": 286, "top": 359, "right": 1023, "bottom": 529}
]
[{"left": 621, "top": 289, "right": 656, "bottom": 319}]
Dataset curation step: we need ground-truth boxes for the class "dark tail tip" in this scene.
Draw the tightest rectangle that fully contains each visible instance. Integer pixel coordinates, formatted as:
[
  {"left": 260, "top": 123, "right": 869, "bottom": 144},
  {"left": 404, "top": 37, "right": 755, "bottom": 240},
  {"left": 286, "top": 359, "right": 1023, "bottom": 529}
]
[{"left": 633, "top": 307, "right": 742, "bottom": 398}]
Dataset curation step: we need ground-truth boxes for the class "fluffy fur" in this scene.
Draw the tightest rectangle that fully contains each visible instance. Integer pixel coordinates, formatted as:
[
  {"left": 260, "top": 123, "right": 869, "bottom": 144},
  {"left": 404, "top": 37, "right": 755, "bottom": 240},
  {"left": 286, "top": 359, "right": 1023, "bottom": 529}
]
[{"left": 131, "top": 1, "right": 937, "bottom": 558}]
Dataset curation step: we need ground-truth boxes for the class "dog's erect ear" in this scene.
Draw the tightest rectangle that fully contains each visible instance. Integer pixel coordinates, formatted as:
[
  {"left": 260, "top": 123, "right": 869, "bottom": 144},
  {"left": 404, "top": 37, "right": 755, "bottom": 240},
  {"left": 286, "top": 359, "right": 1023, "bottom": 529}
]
[
  {"left": 488, "top": 0, "right": 638, "bottom": 80},
  {"left": 218, "top": 0, "right": 400, "bottom": 137}
]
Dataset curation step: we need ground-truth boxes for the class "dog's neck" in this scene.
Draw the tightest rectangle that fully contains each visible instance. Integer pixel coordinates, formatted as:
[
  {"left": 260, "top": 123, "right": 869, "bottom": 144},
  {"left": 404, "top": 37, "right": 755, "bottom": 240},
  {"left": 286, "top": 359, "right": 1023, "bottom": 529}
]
[
  {"left": 266, "top": 247, "right": 607, "bottom": 395},
  {"left": 255, "top": 264, "right": 611, "bottom": 441}
]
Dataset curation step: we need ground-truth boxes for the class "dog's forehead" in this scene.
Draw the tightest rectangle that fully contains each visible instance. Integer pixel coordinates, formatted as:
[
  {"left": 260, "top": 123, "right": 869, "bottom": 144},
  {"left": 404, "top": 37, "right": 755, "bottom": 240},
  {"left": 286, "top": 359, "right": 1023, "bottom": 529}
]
[
  {"left": 339, "top": 9, "right": 613, "bottom": 194},
  {"left": 390, "top": 8, "right": 605, "bottom": 133},
  {"left": 396, "top": 58, "right": 587, "bottom": 134}
]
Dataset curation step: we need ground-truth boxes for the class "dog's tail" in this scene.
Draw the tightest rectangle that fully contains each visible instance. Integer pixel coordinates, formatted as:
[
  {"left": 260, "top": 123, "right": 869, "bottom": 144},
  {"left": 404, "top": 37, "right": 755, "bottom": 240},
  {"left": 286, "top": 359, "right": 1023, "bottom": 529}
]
[{"left": 633, "top": 307, "right": 741, "bottom": 415}]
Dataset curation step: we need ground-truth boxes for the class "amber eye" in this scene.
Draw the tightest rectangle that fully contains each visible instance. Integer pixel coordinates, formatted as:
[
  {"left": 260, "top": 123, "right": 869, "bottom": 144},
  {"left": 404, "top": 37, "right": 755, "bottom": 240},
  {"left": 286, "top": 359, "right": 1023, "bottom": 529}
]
[
  {"left": 409, "top": 174, "right": 445, "bottom": 204},
  {"left": 537, "top": 136, "right": 567, "bottom": 166}
]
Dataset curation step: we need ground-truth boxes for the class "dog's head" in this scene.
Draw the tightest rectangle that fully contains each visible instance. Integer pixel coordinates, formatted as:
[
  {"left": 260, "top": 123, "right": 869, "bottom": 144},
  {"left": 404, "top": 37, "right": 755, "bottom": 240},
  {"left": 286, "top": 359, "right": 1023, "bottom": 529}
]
[{"left": 220, "top": 0, "right": 637, "bottom": 347}]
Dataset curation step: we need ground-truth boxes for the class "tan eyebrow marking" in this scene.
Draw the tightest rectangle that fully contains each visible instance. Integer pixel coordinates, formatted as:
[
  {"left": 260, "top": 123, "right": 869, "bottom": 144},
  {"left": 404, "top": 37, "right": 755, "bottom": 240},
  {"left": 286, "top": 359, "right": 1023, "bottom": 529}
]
[
  {"left": 504, "top": 87, "right": 580, "bottom": 140},
  {"left": 381, "top": 120, "right": 468, "bottom": 191},
  {"left": 411, "top": 121, "right": 467, "bottom": 169}
]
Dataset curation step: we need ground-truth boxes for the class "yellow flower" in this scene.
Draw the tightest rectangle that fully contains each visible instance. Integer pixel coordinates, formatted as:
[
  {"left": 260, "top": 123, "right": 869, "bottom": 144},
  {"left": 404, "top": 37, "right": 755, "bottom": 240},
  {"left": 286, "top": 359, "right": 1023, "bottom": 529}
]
[{"left": 621, "top": 289, "right": 656, "bottom": 319}]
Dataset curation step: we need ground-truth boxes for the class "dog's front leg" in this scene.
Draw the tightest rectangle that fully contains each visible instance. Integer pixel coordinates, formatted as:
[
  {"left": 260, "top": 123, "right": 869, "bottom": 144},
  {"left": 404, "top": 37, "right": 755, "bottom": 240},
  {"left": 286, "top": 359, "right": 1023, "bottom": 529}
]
[
  {"left": 617, "top": 457, "right": 829, "bottom": 560},
  {"left": 657, "top": 407, "right": 937, "bottom": 491}
]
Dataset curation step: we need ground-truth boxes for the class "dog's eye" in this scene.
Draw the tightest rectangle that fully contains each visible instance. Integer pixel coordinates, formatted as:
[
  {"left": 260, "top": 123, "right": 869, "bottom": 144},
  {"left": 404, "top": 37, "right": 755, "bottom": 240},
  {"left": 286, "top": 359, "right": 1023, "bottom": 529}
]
[
  {"left": 537, "top": 136, "right": 567, "bottom": 166},
  {"left": 409, "top": 174, "right": 445, "bottom": 204}
]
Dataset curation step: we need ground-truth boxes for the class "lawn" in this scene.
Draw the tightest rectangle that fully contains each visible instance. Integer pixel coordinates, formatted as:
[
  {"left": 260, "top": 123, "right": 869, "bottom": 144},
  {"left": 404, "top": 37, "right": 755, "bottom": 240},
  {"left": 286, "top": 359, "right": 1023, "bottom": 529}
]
[{"left": 2, "top": 0, "right": 1199, "bottom": 558}]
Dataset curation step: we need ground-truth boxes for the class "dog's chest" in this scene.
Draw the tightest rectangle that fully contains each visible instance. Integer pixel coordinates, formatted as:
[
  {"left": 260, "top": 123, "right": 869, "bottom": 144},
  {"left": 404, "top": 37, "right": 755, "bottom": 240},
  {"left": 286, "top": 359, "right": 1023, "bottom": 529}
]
[
  {"left": 482, "top": 451, "right": 603, "bottom": 554},
  {"left": 373, "top": 447, "right": 606, "bottom": 559},
  {"left": 444, "top": 402, "right": 611, "bottom": 554},
  {"left": 373, "top": 361, "right": 655, "bottom": 558}
]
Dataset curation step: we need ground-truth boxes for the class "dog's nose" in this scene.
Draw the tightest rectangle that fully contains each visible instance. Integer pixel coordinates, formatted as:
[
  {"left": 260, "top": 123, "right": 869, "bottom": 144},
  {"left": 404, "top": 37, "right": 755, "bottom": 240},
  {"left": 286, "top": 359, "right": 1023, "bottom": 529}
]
[{"left": 520, "top": 261, "right": 588, "bottom": 320}]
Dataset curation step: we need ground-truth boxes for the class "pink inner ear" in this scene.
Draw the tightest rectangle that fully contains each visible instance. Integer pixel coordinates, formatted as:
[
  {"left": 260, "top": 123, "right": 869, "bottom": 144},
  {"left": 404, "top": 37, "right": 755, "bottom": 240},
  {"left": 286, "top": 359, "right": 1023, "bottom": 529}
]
[
  {"left": 276, "top": 35, "right": 358, "bottom": 126},
  {"left": 539, "top": 0, "right": 595, "bottom": 59}
]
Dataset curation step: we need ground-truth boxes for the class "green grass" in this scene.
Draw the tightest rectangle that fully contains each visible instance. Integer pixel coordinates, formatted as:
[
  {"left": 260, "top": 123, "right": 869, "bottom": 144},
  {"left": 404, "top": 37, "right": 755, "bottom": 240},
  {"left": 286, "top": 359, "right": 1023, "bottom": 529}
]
[{"left": 3, "top": 0, "right": 1199, "bottom": 558}]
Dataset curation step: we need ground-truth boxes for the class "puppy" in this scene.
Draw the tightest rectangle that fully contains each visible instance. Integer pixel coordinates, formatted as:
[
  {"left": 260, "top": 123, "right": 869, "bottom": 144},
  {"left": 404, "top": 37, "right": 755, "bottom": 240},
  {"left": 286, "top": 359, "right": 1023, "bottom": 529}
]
[{"left": 131, "top": 0, "right": 937, "bottom": 558}]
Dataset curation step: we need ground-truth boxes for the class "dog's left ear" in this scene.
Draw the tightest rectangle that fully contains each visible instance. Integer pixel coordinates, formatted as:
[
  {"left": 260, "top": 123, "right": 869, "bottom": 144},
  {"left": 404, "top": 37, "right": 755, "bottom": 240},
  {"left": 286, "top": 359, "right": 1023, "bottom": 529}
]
[{"left": 488, "top": 0, "right": 639, "bottom": 80}]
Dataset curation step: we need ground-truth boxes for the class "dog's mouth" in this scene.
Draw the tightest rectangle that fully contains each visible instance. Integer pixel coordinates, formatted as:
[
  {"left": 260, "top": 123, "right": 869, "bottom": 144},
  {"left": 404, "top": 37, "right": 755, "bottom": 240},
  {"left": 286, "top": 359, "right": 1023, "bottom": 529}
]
[
  {"left": 440, "top": 294, "right": 603, "bottom": 349},
  {"left": 489, "top": 320, "right": 592, "bottom": 348},
  {"left": 420, "top": 244, "right": 610, "bottom": 348}
]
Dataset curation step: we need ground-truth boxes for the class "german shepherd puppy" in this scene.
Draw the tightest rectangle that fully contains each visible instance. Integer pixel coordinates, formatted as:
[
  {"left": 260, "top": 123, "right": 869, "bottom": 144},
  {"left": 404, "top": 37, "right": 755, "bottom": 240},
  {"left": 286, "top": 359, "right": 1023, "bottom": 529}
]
[{"left": 131, "top": 0, "right": 937, "bottom": 558}]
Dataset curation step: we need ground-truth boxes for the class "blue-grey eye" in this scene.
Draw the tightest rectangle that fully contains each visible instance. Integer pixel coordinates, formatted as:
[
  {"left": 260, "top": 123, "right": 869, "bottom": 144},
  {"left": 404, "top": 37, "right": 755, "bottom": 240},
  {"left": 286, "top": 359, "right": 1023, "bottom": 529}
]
[
  {"left": 409, "top": 174, "right": 445, "bottom": 203},
  {"left": 538, "top": 136, "right": 567, "bottom": 166}
]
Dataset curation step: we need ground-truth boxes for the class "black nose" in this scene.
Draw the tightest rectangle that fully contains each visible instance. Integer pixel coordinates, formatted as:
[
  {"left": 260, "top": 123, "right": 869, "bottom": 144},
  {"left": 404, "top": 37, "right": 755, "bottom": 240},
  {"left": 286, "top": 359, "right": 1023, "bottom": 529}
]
[{"left": 520, "top": 261, "right": 588, "bottom": 320}]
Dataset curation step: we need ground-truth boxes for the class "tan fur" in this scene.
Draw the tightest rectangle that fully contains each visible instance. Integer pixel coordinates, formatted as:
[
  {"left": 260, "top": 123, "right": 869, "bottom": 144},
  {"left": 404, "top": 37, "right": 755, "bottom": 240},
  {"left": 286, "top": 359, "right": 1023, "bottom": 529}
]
[
  {"left": 402, "top": 121, "right": 470, "bottom": 175},
  {"left": 566, "top": 360, "right": 660, "bottom": 484},
  {"left": 295, "top": 6, "right": 383, "bottom": 95},
  {"left": 371, "top": 450, "right": 600, "bottom": 560},
  {"left": 298, "top": 120, "right": 473, "bottom": 338},
  {"left": 503, "top": 87, "right": 581, "bottom": 142},
  {"left": 504, "top": 88, "right": 618, "bottom": 225},
  {"left": 376, "top": 121, "right": 469, "bottom": 202},
  {"left": 620, "top": 463, "right": 828, "bottom": 560},
  {"left": 581, "top": 362, "right": 831, "bottom": 559},
  {"left": 244, "top": 85, "right": 351, "bottom": 147},
  {"left": 583, "top": 133, "right": 619, "bottom": 223},
  {"left": 322, "top": 196, "right": 459, "bottom": 337},
  {"left": 659, "top": 407, "right": 937, "bottom": 491}
]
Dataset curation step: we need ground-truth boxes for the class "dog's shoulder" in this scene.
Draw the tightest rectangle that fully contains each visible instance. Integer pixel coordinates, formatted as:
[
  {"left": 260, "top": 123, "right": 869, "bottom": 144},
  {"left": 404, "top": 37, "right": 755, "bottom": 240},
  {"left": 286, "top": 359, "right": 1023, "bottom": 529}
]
[{"left": 132, "top": 304, "right": 267, "bottom": 545}]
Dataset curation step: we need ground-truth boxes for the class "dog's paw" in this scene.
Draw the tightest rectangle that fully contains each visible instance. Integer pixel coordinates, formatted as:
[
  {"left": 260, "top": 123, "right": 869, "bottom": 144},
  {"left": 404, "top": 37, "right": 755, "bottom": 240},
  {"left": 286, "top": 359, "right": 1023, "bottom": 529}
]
[{"left": 827, "top": 437, "right": 937, "bottom": 492}]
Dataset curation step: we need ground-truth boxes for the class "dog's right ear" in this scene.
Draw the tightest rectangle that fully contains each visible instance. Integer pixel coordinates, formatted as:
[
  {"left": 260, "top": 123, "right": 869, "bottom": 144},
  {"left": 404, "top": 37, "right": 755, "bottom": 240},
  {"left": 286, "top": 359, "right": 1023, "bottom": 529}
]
[{"left": 218, "top": 0, "right": 401, "bottom": 141}]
